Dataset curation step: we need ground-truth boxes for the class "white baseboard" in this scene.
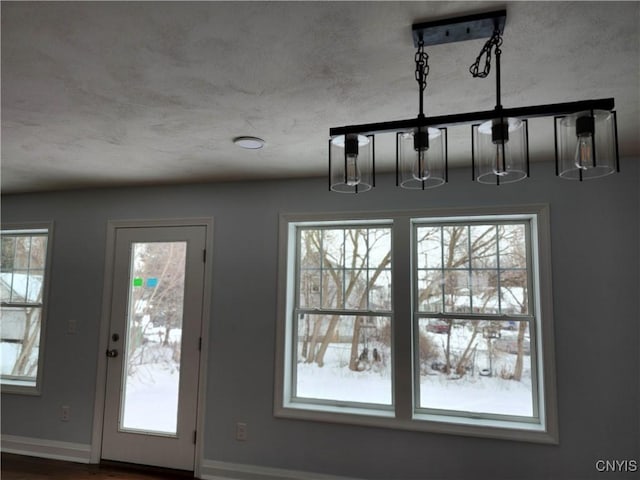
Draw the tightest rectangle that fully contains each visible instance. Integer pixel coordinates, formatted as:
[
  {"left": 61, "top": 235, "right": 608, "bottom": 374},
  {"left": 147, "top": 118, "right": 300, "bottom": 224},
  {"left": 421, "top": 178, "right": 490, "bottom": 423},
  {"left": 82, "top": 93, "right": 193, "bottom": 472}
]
[
  {"left": 200, "top": 459, "right": 362, "bottom": 480},
  {"left": 0, "top": 437, "right": 359, "bottom": 479},
  {"left": 1, "top": 434, "right": 91, "bottom": 464}
]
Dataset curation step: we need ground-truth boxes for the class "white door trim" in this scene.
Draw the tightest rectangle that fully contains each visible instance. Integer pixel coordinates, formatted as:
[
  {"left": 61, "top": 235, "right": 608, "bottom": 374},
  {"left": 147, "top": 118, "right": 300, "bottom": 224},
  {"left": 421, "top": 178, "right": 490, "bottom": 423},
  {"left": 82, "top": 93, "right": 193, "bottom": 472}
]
[{"left": 91, "top": 218, "right": 214, "bottom": 478}]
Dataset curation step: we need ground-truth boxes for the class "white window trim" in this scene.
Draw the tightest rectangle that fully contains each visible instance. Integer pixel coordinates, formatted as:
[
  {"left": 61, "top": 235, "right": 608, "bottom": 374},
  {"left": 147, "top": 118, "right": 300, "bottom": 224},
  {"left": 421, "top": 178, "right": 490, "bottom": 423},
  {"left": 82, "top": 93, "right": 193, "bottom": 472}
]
[
  {"left": 1, "top": 221, "right": 54, "bottom": 395},
  {"left": 274, "top": 206, "right": 558, "bottom": 444},
  {"left": 410, "top": 215, "right": 540, "bottom": 423}
]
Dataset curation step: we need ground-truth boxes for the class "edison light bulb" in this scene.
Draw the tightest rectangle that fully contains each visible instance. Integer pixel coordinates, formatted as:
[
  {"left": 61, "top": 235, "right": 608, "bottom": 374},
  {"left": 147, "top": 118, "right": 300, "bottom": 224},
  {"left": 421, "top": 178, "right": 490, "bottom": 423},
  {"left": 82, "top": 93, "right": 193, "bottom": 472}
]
[
  {"left": 346, "top": 154, "right": 361, "bottom": 186},
  {"left": 493, "top": 142, "right": 509, "bottom": 176},
  {"left": 574, "top": 134, "right": 593, "bottom": 170},
  {"left": 411, "top": 129, "right": 430, "bottom": 181},
  {"left": 490, "top": 121, "right": 510, "bottom": 177},
  {"left": 412, "top": 149, "right": 430, "bottom": 181}
]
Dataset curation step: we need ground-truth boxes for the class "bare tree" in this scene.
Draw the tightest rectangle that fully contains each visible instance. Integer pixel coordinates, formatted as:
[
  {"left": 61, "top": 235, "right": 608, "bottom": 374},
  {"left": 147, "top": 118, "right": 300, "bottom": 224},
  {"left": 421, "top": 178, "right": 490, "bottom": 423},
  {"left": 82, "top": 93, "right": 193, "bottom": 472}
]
[
  {"left": 126, "top": 242, "right": 186, "bottom": 373},
  {"left": 1, "top": 234, "right": 47, "bottom": 378},
  {"left": 298, "top": 228, "right": 391, "bottom": 369},
  {"left": 498, "top": 225, "right": 529, "bottom": 380},
  {"left": 11, "top": 308, "right": 41, "bottom": 377},
  {"left": 417, "top": 224, "right": 529, "bottom": 380}
]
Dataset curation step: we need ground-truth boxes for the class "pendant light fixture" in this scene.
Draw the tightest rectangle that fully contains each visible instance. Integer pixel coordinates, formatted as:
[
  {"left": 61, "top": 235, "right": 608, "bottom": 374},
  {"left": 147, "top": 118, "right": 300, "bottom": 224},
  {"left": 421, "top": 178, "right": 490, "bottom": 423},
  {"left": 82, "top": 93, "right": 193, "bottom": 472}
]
[
  {"left": 328, "top": 10, "right": 620, "bottom": 191},
  {"left": 469, "top": 28, "right": 529, "bottom": 185},
  {"left": 554, "top": 110, "right": 619, "bottom": 180},
  {"left": 329, "top": 133, "right": 374, "bottom": 193},
  {"left": 396, "top": 38, "right": 448, "bottom": 189}
]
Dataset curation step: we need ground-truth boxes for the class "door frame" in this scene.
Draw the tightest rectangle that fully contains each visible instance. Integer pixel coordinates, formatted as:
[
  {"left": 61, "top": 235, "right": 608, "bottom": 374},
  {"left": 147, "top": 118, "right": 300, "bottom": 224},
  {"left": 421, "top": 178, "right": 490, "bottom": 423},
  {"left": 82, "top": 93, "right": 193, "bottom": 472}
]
[{"left": 90, "top": 218, "right": 214, "bottom": 478}]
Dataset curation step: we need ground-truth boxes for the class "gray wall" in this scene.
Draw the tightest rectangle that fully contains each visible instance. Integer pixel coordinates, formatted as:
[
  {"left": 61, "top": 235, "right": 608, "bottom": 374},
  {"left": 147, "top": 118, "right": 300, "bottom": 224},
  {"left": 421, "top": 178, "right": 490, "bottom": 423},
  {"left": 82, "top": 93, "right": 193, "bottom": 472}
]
[{"left": 2, "top": 161, "right": 638, "bottom": 479}]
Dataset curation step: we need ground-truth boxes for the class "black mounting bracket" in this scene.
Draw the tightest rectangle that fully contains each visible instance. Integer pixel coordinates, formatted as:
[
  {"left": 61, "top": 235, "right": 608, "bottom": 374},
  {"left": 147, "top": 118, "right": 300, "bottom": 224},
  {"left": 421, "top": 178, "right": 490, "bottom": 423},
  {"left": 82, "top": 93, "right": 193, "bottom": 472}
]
[{"left": 412, "top": 10, "right": 506, "bottom": 47}]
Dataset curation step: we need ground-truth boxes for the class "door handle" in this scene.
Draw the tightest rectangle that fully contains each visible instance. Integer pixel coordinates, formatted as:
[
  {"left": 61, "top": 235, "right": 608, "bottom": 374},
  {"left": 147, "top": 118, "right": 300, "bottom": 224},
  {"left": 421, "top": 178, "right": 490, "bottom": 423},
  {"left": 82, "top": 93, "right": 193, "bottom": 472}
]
[{"left": 106, "top": 349, "right": 119, "bottom": 358}]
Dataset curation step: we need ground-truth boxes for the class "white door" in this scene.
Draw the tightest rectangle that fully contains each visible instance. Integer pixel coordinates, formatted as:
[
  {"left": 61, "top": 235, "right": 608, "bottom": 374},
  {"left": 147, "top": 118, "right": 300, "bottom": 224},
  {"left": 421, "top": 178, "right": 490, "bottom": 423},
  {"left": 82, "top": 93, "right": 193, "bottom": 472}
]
[{"left": 101, "top": 226, "right": 206, "bottom": 471}]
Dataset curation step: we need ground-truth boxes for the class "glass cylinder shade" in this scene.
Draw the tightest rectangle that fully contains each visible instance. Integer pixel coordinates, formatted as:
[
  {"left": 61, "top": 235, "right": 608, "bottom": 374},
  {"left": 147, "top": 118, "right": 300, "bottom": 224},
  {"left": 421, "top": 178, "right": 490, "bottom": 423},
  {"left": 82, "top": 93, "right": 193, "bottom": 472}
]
[
  {"left": 397, "top": 127, "right": 447, "bottom": 189},
  {"left": 329, "top": 134, "right": 374, "bottom": 193},
  {"left": 554, "top": 110, "right": 618, "bottom": 180},
  {"left": 472, "top": 118, "right": 529, "bottom": 185}
]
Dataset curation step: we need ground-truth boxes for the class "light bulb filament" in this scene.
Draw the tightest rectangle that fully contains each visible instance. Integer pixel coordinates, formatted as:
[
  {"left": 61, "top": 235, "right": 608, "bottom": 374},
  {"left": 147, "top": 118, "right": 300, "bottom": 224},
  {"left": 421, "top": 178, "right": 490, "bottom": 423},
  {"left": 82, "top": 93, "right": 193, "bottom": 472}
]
[
  {"left": 412, "top": 130, "right": 430, "bottom": 181},
  {"left": 412, "top": 149, "right": 430, "bottom": 181},
  {"left": 574, "top": 134, "right": 593, "bottom": 170},
  {"left": 346, "top": 154, "right": 360, "bottom": 186},
  {"left": 491, "top": 122, "right": 510, "bottom": 177},
  {"left": 493, "top": 142, "right": 509, "bottom": 176}
]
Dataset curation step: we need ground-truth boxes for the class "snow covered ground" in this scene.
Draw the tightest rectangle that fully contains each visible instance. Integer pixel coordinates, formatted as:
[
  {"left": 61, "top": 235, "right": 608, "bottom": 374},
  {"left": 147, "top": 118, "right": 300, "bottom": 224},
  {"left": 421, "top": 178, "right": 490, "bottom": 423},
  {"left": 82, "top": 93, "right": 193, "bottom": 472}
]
[
  {"left": 297, "top": 359, "right": 392, "bottom": 405},
  {"left": 296, "top": 336, "right": 533, "bottom": 417},
  {"left": 117, "top": 324, "right": 533, "bottom": 434},
  {"left": 121, "top": 344, "right": 180, "bottom": 434},
  {"left": 1, "top": 339, "right": 39, "bottom": 379},
  {"left": 420, "top": 373, "right": 532, "bottom": 416}
]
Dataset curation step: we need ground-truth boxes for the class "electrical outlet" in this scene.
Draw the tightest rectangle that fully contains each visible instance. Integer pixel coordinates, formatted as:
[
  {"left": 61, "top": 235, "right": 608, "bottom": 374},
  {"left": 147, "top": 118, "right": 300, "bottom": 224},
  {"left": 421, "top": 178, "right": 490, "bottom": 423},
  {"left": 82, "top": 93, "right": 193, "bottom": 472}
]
[
  {"left": 61, "top": 405, "right": 70, "bottom": 422},
  {"left": 236, "top": 422, "right": 247, "bottom": 441}
]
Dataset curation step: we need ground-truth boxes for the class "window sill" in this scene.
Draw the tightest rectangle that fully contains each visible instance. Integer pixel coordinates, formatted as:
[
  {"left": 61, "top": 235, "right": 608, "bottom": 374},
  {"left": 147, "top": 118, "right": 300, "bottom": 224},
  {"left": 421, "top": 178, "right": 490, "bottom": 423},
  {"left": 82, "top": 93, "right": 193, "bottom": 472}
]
[
  {"left": 1, "top": 379, "right": 40, "bottom": 395},
  {"left": 275, "top": 403, "right": 558, "bottom": 444},
  {"left": 282, "top": 399, "right": 395, "bottom": 418}
]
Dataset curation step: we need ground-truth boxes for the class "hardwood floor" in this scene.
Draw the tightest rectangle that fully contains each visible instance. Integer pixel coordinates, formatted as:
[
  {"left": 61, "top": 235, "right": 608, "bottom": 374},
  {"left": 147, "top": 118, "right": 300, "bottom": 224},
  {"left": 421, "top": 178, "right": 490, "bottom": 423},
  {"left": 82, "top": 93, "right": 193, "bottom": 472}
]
[{"left": 1, "top": 453, "right": 194, "bottom": 479}]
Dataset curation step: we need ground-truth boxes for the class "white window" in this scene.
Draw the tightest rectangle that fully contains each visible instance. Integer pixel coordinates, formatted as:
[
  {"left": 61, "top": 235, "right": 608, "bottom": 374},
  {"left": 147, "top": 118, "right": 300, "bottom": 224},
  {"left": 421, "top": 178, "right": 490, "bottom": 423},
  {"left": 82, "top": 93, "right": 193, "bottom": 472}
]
[
  {"left": 275, "top": 207, "right": 558, "bottom": 443},
  {"left": 1, "top": 225, "right": 52, "bottom": 393},
  {"left": 291, "top": 223, "right": 393, "bottom": 410}
]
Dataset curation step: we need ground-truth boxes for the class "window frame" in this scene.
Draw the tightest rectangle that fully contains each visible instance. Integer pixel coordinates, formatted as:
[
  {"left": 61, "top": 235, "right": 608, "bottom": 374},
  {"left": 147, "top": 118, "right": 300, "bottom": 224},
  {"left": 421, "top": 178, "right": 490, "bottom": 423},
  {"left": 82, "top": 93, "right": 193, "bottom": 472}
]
[
  {"left": 292, "top": 222, "right": 394, "bottom": 412},
  {"left": 275, "top": 206, "right": 558, "bottom": 444},
  {"left": 276, "top": 216, "right": 396, "bottom": 417},
  {"left": 411, "top": 216, "right": 540, "bottom": 425},
  {"left": 1, "top": 222, "right": 54, "bottom": 395}
]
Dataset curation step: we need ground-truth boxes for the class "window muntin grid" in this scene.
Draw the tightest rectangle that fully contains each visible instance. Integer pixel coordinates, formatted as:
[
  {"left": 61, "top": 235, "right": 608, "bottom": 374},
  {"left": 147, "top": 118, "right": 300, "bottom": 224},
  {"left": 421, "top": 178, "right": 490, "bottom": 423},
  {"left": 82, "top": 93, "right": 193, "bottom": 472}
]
[
  {"left": 296, "top": 226, "right": 392, "bottom": 313},
  {"left": 415, "top": 222, "right": 531, "bottom": 316},
  {"left": 1, "top": 232, "right": 48, "bottom": 306},
  {"left": 1, "top": 228, "right": 50, "bottom": 387},
  {"left": 277, "top": 210, "right": 556, "bottom": 443},
  {"left": 413, "top": 220, "right": 538, "bottom": 422},
  {"left": 292, "top": 224, "right": 393, "bottom": 410}
]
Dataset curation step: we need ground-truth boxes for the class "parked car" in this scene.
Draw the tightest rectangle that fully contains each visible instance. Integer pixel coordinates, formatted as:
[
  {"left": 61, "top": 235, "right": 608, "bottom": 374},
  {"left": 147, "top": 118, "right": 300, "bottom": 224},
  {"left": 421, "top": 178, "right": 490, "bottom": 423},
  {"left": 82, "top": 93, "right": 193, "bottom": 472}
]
[{"left": 426, "top": 320, "right": 450, "bottom": 334}]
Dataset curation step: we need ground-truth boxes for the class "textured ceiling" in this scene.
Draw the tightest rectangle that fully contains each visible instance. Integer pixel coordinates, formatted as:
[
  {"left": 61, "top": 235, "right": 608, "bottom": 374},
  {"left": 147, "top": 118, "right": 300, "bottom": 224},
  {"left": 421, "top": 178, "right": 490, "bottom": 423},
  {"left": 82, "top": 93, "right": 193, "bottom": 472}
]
[{"left": 1, "top": 1, "right": 639, "bottom": 193}]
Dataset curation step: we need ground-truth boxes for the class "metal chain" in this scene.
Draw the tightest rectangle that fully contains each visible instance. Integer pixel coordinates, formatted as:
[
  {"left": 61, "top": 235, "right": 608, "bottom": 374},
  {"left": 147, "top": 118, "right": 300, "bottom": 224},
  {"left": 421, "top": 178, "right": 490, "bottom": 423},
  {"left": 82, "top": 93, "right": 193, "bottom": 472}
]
[
  {"left": 469, "top": 29, "right": 503, "bottom": 78},
  {"left": 414, "top": 40, "right": 429, "bottom": 92}
]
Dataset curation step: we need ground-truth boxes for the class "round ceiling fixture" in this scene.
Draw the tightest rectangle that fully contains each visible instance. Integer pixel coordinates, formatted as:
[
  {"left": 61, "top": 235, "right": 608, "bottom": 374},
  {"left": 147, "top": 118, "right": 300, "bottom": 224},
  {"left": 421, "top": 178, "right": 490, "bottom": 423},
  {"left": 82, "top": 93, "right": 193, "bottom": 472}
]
[{"left": 233, "top": 136, "right": 265, "bottom": 149}]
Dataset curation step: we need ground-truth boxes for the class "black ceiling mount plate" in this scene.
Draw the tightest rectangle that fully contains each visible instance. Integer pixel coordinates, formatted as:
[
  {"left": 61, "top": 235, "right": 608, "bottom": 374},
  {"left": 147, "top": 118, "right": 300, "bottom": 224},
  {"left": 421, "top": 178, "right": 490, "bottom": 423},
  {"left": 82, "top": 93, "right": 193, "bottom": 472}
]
[{"left": 412, "top": 10, "right": 507, "bottom": 47}]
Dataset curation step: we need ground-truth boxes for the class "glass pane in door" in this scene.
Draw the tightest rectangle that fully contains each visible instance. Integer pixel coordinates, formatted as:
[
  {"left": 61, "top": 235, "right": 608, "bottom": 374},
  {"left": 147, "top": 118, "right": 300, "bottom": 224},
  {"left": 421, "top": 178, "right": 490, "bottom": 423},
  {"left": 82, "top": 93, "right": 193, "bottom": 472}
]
[{"left": 120, "top": 242, "right": 186, "bottom": 435}]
